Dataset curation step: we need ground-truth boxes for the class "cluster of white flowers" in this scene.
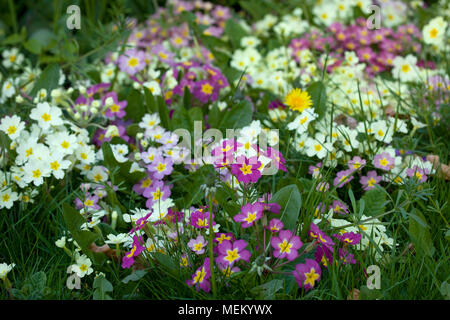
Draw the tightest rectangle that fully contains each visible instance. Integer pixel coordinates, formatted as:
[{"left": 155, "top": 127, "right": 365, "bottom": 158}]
[{"left": 0, "top": 99, "right": 97, "bottom": 209}]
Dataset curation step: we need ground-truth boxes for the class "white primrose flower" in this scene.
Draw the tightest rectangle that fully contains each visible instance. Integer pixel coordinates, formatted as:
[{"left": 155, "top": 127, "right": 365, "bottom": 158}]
[
  {"left": 0, "top": 188, "right": 19, "bottom": 209},
  {"left": 70, "top": 254, "right": 93, "bottom": 278},
  {"left": 30, "top": 102, "right": 64, "bottom": 130},
  {"left": 0, "top": 115, "right": 25, "bottom": 140}
]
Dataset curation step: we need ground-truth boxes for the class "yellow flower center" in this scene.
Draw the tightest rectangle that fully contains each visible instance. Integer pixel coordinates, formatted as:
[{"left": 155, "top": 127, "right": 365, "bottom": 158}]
[
  {"left": 429, "top": 28, "right": 438, "bottom": 38},
  {"left": 304, "top": 268, "right": 320, "bottom": 287},
  {"left": 128, "top": 57, "right": 139, "bottom": 67},
  {"left": 41, "top": 113, "right": 51, "bottom": 122},
  {"left": 193, "top": 268, "right": 206, "bottom": 284},
  {"left": 50, "top": 161, "right": 60, "bottom": 171},
  {"left": 201, "top": 83, "right": 213, "bottom": 95},
  {"left": 156, "top": 163, "right": 166, "bottom": 172},
  {"left": 2, "top": 194, "right": 10, "bottom": 202},
  {"left": 224, "top": 249, "right": 240, "bottom": 264},
  {"left": 244, "top": 212, "right": 257, "bottom": 224},
  {"left": 7, "top": 126, "right": 17, "bottom": 135},
  {"left": 32, "top": 169, "right": 42, "bottom": 178},
  {"left": 279, "top": 240, "right": 293, "bottom": 253},
  {"left": 240, "top": 163, "right": 252, "bottom": 175}
]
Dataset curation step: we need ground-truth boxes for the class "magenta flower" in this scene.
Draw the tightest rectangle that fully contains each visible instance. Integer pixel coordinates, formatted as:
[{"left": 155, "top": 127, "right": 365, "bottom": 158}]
[
  {"left": 338, "top": 248, "right": 357, "bottom": 265},
  {"left": 75, "top": 194, "right": 100, "bottom": 211},
  {"left": 211, "top": 139, "right": 241, "bottom": 166},
  {"left": 314, "top": 203, "right": 327, "bottom": 219},
  {"left": 316, "top": 181, "right": 330, "bottom": 192},
  {"left": 267, "top": 218, "right": 284, "bottom": 233},
  {"left": 133, "top": 175, "right": 155, "bottom": 197},
  {"left": 214, "top": 233, "right": 233, "bottom": 245},
  {"left": 144, "top": 180, "right": 171, "bottom": 203},
  {"left": 118, "top": 49, "right": 146, "bottom": 75},
  {"left": 102, "top": 92, "right": 127, "bottom": 119},
  {"left": 333, "top": 232, "right": 362, "bottom": 245},
  {"left": 186, "top": 258, "right": 211, "bottom": 293},
  {"left": 187, "top": 235, "right": 208, "bottom": 255},
  {"left": 347, "top": 156, "right": 366, "bottom": 171},
  {"left": 217, "top": 239, "right": 251, "bottom": 266},
  {"left": 333, "top": 169, "right": 354, "bottom": 188},
  {"left": 151, "top": 44, "right": 175, "bottom": 64},
  {"left": 233, "top": 202, "right": 264, "bottom": 228},
  {"left": 314, "top": 244, "right": 333, "bottom": 268},
  {"left": 308, "top": 162, "right": 322, "bottom": 178},
  {"left": 373, "top": 152, "right": 395, "bottom": 171},
  {"left": 217, "top": 263, "right": 240, "bottom": 278},
  {"left": 406, "top": 165, "right": 429, "bottom": 183},
  {"left": 293, "top": 259, "right": 322, "bottom": 291},
  {"left": 189, "top": 209, "right": 214, "bottom": 229},
  {"left": 265, "top": 147, "right": 287, "bottom": 173},
  {"left": 141, "top": 147, "right": 162, "bottom": 164},
  {"left": 180, "top": 253, "right": 190, "bottom": 268},
  {"left": 231, "top": 156, "right": 262, "bottom": 184},
  {"left": 330, "top": 200, "right": 349, "bottom": 215},
  {"left": 271, "top": 229, "right": 303, "bottom": 261},
  {"left": 309, "top": 223, "right": 334, "bottom": 250},
  {"left": 257, "top": 196, "right": 281, "bottom": 214},
  {"left": 122, "top": 235, "right": 146, "bottom": 269},
  {"left": 147, "top": 156, "right": 173, "bottom": 179},
  {"left": 194, "top": 80, "right": 218, "bottom": 104},
  {"left": 360, "top": 170, "right": 382, "bottom": 190}
]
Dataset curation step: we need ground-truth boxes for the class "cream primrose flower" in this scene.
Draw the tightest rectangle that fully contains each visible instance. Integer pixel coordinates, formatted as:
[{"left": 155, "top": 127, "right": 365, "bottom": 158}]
[
  {"left": 0, "top": 115, "right": 25, "bottom": 140},
  {"left": 71, "top": 254, "right": 94, "bottom": 278},
  {"left": 30, "top": 102, "right": 64, "bottom": 130},
  {"left": 392, "top": 55, "right": 419, "bottom": 83},
  {"left": 2, "top": 48, "right": 24, "bottom": 69},
  {"left": 0, "top": 188, "right": 19, "bottom": 209},
  {"left": 0, "top": 263, "right": 15, "bottom": 280}
]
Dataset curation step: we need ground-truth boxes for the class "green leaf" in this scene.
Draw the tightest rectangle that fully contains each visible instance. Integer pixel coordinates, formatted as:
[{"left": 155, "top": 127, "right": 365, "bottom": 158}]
[
  {"left": 440, "top": 281, "right": 450, "bottom": 299},
  {"left": 238, "top": 0, "right": 267, "bottom": 20},
  {"left": 29, "top": 29, "right": 57, "bottom": 49},
  {"left": 101, "top": 141, "right": 120, "bottom": 171},
  {"left": 153, "top": 252, "right": 177, "bottom": 273},
  {"left": 124, "top": 89, "right": 145, "bottom": 122},
  {"left": 251, "top": 279, "right": 284, "bottom": 299},
  {"left": 29, "top": 272, "right": 47, "bottom": 292},
  {"left": 172, "top": 106, "right": 203, "bottom": 132},
  {"left": 62, "top": 203, "right": 106, "bottom": 264},
  {"left": 144, "top": 88, "right": 157, "bottom": 113},
  {"left": 183, "top": 85, "right": 192, "bottom": 109},
  {"left": 218, "top": 100, "right": 253, "bottom": 131},
  {"left": 157, "top": 95, "right": 171, "bottom": 130},
  {"left": 307, "top": 81, "right": 327, "bottom": 119},
  {"left": 2, "top": 32, "right": 25, "bottom": 45},
  {"left": 224, "top": 19, "right": 248, "bottom": 49},
  {"left": 359, "top": 285, "right": 383, "bottom": 300},
  {"left": 409, "top": 209, "right": 435, "bottom": 257},
  {"left": 62, "top": 203, "right": 85, "bottom": 231},
  {"left": 270, "top": 184, "right": 301, "bottom": 230},
  {"left": 23, "top": 39, "right": 42, "bottom": 54},
  {"left": 360, "top": 187, "right": 386, "bottom": 217},
  {"left": 30, "top": 63, "right": 61, "bottom": 98},
  {"left": 93, "top": 275, "right": 113, "bottom": 300},
  {"left": 122, "top": 270, "right": 148, "bottom": 284}
]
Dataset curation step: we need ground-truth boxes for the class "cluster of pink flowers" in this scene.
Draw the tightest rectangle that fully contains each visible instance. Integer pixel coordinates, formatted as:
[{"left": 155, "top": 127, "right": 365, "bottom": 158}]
[
  {"left": 170, "top": 62, "right": 229, "bottom": 105},
  {"left": 290, "top": 18, "right": 422, "bottom": 76}
]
